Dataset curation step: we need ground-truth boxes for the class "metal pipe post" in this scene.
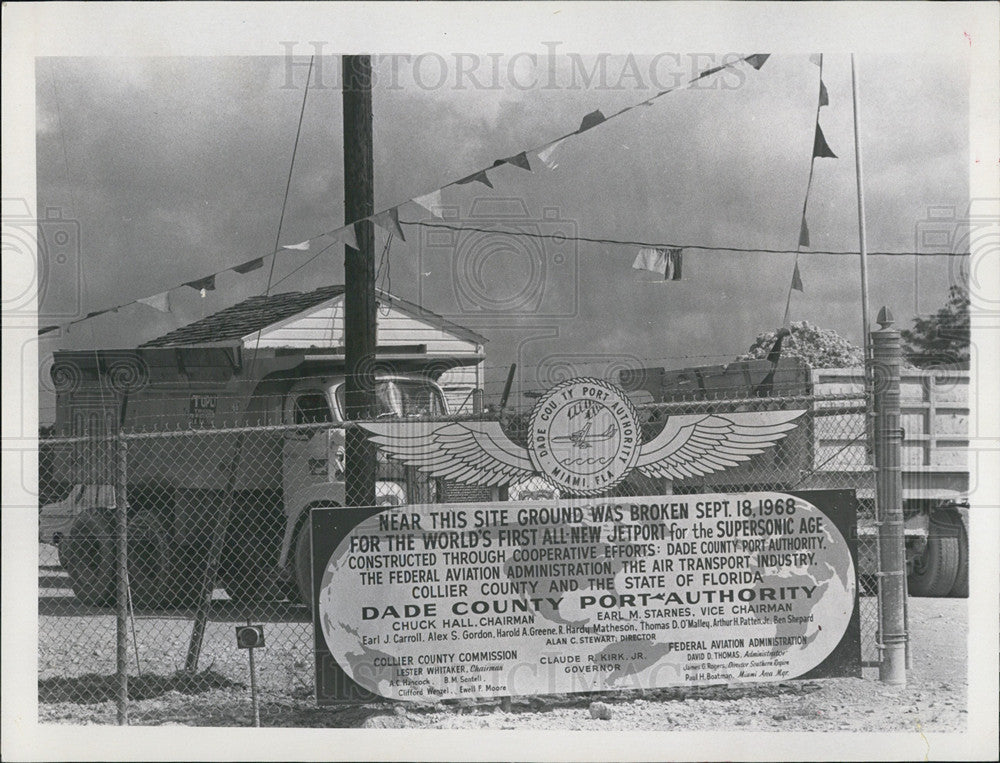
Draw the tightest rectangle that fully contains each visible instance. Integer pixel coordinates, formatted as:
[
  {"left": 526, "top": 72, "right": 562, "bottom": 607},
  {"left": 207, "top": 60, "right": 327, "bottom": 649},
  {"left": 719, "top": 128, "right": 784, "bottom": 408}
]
[
  {"left": 872, "top": 309, "right": 907, "bottom": 685},
  {"left": 114, "top": 437, "right": 129, "bottom": 724},
  {"left": 852, "top": 54, "right": 872, "bottom": 367},
  {"left": 247, "top": 620, "right": 261, "bottom": 727}
]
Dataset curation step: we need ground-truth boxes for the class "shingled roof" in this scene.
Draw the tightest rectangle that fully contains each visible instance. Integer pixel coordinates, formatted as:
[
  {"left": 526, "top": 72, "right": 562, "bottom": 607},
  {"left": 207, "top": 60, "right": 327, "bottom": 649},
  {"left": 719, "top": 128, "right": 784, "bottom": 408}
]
[{"left": 140, "top": 285, "right": 487, "bottom": 348}]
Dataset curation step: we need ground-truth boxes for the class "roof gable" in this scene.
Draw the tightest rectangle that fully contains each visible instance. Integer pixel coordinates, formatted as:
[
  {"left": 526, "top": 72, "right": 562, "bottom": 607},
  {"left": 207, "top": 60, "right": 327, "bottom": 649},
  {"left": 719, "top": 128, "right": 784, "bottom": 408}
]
[{"left": 140, "top": 285, "right": 486, "bottom": 348}]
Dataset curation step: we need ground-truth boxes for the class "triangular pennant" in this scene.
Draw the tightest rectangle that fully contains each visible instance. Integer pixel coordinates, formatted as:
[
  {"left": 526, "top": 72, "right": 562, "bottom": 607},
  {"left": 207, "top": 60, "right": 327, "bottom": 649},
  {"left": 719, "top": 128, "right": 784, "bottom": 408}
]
[
  {"left": 577, "top": 109, "right": 606, "bottom": 133},
  {"left": 809, "top": 54, "right": 822, "bottom": 67},
  {"left": 792, "top": 261, "right": 804, "bottom": 292},
  {"left": 412, "top": 189, "right": 444, "bottom": 218},
  {"left": 819, "top": 80, "right": 829, "bottom": 108},
  {"left": 336, "top": 223, "right": 359, "bottom": 250},
  {"left": 632, "top": 247, "right": 669, "bottom": 276},
  {"left": 39, "top": 325, "right": 60, "bottom": 336},
  {"left": 232, "top": 257, "right": 264, "bottom": 274},
  {"left": 282, "top": 240, "right": 310, "bottom": 251},
  {"left": 137, "top": 292, "right": 172, "bottom": 313},
  {"left": 372, "top": 207, "right": 406, "bottom": 242},
  {"left": 536, "top": 138, "right": 567, "bottom": 170},
  {"left": 185, "top": 275, "right": 216, "bottom": 292},
  {"left": 798, "top": 217, "right": 810, "bottom": 248},
  {"left": 744, "top": 54, "right": 771, "bottom": 70},
  {"left": 454, "top": 169, "right": 494, "bottom": 189},
  {"left": 813, "top": 124, "right": 837, "bottom": 159},
  {"left": 494, "top": 152, "right": 531, "bottom": 171}
]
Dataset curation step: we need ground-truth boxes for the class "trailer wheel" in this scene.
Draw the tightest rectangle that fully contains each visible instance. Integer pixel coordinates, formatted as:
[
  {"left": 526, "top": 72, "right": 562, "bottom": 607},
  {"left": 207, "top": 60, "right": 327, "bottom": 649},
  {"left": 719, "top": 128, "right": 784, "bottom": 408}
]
[
  {"left": 60, "top": 510, "right": 115, "bottom": 607},
  {"left": 948, "top": 518, "right": 969, "bottom": 598},
  {"left": 908, "top": 519, "right": 960, "bottom": 597}
]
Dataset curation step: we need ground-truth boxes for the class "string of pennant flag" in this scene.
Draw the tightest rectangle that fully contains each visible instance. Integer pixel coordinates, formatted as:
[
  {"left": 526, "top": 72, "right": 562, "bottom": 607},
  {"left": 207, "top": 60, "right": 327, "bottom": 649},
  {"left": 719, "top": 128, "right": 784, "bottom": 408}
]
[
  {"left": 783, "top": 53, "right": 837, "bottom": 324},
  {"left": 37, "top": 54, "right": 955, "bottom": 338},
  {"left": 38, "top": 53, "right": 770, "bottom": 336}
]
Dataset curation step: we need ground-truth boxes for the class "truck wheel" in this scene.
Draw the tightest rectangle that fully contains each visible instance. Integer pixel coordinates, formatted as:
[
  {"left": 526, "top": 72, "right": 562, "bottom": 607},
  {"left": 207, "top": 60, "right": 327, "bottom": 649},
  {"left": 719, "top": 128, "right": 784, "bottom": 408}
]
[
  {"left": 60, "top": 510, "right": 115, "bottom": 607},
  {"left": 294, "top": 524, "right": 313, "bottom": 610},
  {"left": 908, "top": 519, "right": 960, "bottom": 597},
  {"left": 948, "top": 520, "right": 969, "bottom": 598},
  {"left": 127, "top": 512, "right": 174, "bottom": 609}
]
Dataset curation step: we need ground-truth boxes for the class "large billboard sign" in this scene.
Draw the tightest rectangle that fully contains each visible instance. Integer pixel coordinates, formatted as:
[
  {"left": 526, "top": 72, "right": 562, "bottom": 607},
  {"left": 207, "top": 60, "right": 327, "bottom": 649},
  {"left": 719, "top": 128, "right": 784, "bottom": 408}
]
[{"left": 312, "top": 490, "right": 860, "bottom": 703}]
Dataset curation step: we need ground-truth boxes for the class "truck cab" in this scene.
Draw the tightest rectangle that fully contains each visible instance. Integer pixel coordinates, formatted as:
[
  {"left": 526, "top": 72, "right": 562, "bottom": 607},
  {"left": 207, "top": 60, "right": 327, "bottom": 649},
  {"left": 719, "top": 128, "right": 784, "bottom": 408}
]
[{"left": 276, "top": 375, "right": 449, "bottom": 602}]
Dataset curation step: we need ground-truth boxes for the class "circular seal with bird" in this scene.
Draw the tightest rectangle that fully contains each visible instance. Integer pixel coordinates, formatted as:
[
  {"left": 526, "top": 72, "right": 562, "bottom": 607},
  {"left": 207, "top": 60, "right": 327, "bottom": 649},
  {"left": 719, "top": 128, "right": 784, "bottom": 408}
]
[
  {"left": 358, "top": 376, "right": 805, "bottom": 498},
  {"left": 527, "top": 377, "right": 641, "bottom": 496}
]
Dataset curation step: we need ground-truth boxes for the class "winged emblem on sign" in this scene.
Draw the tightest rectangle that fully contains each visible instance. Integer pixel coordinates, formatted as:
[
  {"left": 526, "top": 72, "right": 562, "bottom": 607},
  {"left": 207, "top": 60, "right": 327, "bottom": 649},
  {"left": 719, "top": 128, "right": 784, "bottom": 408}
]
[{"left": 358, "top": 377, "right": 806, "bottom": 497}]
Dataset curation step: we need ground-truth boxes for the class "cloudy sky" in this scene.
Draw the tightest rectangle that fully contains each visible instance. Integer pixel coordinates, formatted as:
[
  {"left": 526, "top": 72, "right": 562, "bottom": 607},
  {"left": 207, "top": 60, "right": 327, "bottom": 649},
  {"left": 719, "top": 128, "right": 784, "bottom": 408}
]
[{"left": 32, "top": 39, "right": 972, "bottom": 414}]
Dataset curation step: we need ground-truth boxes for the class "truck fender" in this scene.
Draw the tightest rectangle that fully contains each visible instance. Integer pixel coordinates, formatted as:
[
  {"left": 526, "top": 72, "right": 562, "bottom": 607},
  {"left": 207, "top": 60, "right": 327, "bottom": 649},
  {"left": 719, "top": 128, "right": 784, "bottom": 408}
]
[{"left": 278, "top": 483, "right": 347, "bottom": 567}]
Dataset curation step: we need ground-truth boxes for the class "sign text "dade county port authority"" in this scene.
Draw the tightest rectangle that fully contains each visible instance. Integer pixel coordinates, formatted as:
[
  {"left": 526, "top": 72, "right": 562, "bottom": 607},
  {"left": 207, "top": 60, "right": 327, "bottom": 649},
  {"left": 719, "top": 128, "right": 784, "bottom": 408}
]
[{"left": 314, "top": 491, "right": 859, "bottom": 702}]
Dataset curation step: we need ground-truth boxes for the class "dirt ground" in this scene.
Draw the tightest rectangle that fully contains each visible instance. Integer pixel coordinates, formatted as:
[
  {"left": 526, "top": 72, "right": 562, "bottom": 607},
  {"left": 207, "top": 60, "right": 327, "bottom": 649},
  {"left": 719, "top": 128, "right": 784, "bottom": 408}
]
[{"left": 38, "top": 536, "right": 967, "bottom": 732}]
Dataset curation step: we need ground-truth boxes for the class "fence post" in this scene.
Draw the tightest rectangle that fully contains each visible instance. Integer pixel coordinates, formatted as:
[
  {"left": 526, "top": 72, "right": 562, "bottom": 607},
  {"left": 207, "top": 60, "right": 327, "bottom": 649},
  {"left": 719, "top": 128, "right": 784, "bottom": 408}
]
[
  {"left": 871, "top": 307, "right": 907, "bottom": 686},
  {"left": 115, "top": 435, "right": 130, "bottom": 724}
]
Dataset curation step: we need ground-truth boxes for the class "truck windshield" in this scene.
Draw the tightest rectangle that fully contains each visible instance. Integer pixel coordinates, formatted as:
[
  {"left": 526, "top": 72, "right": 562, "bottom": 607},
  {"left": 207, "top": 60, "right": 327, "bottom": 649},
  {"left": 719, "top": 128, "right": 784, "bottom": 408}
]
[{"left": 335, "top": 379, "right": 446, "bottom": 419}]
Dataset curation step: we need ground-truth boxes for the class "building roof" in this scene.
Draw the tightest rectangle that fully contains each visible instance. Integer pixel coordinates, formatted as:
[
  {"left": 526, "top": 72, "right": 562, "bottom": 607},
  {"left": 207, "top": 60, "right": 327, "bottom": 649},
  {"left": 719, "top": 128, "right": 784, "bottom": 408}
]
[{"left": 140, "top": 285, "right": 488, "bottom": 348}]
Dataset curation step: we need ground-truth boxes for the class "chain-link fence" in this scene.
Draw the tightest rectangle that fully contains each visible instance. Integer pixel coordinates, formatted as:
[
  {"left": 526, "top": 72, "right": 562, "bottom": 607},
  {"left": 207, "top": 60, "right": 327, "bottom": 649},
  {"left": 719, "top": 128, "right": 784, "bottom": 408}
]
[{"left": 38, "top": 382, "right": 880, "bottom": 725}]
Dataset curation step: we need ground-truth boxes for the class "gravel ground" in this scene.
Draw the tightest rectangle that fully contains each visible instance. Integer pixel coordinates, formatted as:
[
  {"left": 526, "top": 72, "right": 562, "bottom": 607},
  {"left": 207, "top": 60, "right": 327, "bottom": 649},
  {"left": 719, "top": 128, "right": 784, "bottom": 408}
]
[{"left": 37, "top": 544, "right": 966, "bottom": 731}]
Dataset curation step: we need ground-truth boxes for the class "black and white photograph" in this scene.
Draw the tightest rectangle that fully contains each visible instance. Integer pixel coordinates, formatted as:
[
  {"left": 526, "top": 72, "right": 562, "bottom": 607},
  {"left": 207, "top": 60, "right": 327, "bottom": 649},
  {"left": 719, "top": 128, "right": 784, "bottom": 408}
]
[{"left": 2, "top": 2, "right": 998, "bottom": 761}]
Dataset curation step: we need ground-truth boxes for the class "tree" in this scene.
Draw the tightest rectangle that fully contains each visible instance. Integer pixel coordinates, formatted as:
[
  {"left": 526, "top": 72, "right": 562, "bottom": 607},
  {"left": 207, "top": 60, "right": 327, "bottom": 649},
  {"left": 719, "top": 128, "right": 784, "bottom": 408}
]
[
  {"left": 901, "top": 285, "right": 970, "bottom": 370},
  {"left": 740, "top": 321, "right": 864, "bottom": 369}
]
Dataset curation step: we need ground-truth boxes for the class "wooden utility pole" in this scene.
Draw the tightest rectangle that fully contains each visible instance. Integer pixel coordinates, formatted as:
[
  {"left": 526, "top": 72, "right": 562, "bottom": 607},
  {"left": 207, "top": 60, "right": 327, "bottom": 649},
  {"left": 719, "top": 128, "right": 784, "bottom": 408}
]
[
  {"left": 343, "top": 54, "right": 377, "bottom": 508},
  {"left": 851, "top": 54, "right": 872, "bottom": 367}
]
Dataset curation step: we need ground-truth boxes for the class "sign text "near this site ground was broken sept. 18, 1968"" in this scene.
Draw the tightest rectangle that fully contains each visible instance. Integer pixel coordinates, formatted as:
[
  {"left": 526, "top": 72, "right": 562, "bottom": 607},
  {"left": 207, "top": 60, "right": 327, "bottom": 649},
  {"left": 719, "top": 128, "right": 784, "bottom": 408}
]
[{"left": 313, "top": 490, "right": 860, "bottom": 703}]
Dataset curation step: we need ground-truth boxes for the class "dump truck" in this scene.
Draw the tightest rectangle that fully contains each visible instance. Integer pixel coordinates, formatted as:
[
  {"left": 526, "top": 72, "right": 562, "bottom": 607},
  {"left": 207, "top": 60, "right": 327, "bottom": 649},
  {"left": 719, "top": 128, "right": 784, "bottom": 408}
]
[
  {"left": 39, "top": 345, "right": 473, "bottom": 608},
  {"left": 620, "top": 359, "right": 970, "bottom": 597}
]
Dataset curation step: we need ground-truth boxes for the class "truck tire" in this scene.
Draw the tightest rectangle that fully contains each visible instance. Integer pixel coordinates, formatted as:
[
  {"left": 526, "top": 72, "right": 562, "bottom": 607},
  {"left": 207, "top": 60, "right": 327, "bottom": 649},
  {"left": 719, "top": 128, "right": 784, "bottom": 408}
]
[
  {"left": 293, "top": 505, "right": 338, "bottom": 609},
  {"left": 948, "top": 520, "right": 969, "bottom": 598},
  {"left": 127, "top": 512, "right": 174, "bottom": 609},
  {"left": 60, "top": 510, "right": 115, "bottom": 607},
  {"left": 294, "top": 525, "right": 313, "bottom": 611},
  {"left": 908, "top": 519, "right": 960, "bottom": 597}
]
